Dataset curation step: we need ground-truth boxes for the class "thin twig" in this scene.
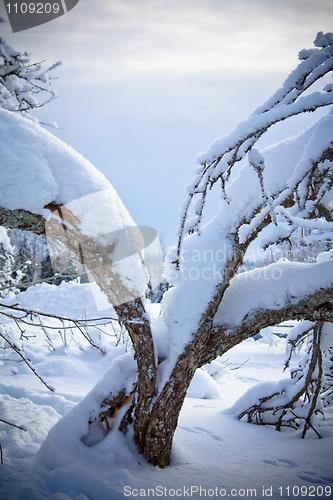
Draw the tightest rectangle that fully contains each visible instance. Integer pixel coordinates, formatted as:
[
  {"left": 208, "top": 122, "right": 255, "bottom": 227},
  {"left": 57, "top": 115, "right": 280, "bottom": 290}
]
[
  {"left": 0, "top": 302, "right": 118, "bottom": 323},
  {"left": 230, "top": 357, "right": 251, "bottom": 370},
  {"left": 72, "top": 321, "right": 105, "bottom": 355},
  {"left": 0, "top": 418, "right": 26, "bottom": 431},
  {"left": 0, "top": 332, "right": 54, "bottom": 392}
]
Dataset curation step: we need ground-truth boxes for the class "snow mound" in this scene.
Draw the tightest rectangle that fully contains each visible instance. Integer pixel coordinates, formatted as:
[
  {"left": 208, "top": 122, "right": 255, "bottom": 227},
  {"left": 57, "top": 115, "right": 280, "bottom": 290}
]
[
  {"left": 0, "top": 109, "right": 112, "bottom": 215},
  {"left": 34, "top": 353, "right": 137, "bottom": 472}
]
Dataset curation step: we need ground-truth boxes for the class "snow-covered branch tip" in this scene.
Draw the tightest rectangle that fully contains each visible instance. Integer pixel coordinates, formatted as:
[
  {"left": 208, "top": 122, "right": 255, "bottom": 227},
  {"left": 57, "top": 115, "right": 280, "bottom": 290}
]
[
  {"left": 238, "top": 322, "right": 333, "bottom": 439},
  {"left": 175, "top": 31, "right": 333, "bottom": 264},
  {"left": 0, "top": 37, "right": 61, "bottom": 127}
]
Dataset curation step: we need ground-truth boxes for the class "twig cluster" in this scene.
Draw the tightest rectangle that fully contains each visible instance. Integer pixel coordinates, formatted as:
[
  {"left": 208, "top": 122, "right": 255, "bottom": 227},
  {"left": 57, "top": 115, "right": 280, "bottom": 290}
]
[
  {"left": 0, "top": 37, "right": 60, "bottom": 126},
  {"left": 238, "top": 321, "right": 333, "bottom": 438},
  {"left": 0, "top": 302, "right": 122, "bottom": 391}
]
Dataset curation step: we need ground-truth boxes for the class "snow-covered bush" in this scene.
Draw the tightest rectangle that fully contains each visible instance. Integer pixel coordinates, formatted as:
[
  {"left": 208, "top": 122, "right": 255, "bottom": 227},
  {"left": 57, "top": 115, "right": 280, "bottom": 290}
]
[{"left": 0, "top": 227, "right": 16, "bottom": 298}]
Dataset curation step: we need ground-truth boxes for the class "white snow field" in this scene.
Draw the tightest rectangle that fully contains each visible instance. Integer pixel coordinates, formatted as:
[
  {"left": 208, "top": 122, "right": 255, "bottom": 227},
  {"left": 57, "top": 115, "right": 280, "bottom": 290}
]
[{"left": 0, "top": 281, "right": 332, "bottom": 500}]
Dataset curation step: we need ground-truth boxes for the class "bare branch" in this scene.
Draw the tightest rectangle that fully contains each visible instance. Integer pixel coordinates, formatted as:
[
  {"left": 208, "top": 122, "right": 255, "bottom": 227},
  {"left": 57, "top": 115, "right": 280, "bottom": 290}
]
[
  {"left": 0, "top": 331, "right": 54, "bottom": 392},
  {"left": 0, "top": 302, "right": 118, "bottom": 324},
  {"left": 0, "top": 418, "right": 26, "bottom": 431}
]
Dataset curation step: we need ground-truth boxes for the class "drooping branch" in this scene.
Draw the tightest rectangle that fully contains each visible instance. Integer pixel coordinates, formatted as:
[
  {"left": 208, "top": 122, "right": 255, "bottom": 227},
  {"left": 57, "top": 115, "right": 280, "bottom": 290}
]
[
  {"left": 237, "top": 322, "right": 329, "bottom": 439},
  {"left": 0, "top": 330, "right": 55, "bottom": 391}
]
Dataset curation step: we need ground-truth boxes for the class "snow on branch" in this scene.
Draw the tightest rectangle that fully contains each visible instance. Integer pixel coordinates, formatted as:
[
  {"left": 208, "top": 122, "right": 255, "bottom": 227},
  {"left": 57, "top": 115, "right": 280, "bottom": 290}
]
[
  {"left": 199, "top": 289, "right": 333, "bottom": 369},
  {"left": 236, "top": 322, "right": 333, "bottom": 439},
  {"left": 0, "top": 37, "right": 60, "bottom": 127},
  {"left": 0, "top": 206, "right": 46, "bottom": 235},
  {"left": 214, "top": 259, "right": 333, "bottom": 329},
  {"left": 175, "top": 32, "right": 333, "bottom": 266},
  {"left": 198, "top": 259, "right": 333, "bottom": 367}
]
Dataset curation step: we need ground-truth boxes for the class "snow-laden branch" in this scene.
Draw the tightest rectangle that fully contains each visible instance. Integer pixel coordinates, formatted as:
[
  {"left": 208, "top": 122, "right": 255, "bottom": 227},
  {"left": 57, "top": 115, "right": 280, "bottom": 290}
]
[
  {"left": 199, "top": 259, "right": 333, "bottom": 366},
  {"left": 254, "top": 32, "right": 333, "bottom": 113},
  {"left": 0, "top": 37, "right": 60, "bottom": 127},
  {"left": 0, "top": 108, "right": 159, "bottom": 450},
  {"left": 175, "top": 32, "right": 333, "bottom": 264},
  {"left": 214, "top": 259, "right": 333, "bottom": 328}
]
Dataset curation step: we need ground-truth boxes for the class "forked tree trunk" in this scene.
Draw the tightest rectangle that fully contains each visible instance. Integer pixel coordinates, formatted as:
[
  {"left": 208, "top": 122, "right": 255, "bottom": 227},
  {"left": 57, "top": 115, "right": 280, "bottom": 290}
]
[{"left": 135, "top": 285, "right": 333, "bottom": 467}]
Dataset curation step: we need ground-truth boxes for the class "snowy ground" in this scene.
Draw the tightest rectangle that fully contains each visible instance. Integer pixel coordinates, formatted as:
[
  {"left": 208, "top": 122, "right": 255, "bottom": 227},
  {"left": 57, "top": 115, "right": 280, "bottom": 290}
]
[{"left": 0, "top": 281, "right": 332, "bottom": 500}]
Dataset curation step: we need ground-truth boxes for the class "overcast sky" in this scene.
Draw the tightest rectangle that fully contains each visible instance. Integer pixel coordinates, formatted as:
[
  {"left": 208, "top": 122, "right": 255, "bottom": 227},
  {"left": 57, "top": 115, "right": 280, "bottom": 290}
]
[{"left": 1, "top": 0, "right": 332, "bottom": 247}]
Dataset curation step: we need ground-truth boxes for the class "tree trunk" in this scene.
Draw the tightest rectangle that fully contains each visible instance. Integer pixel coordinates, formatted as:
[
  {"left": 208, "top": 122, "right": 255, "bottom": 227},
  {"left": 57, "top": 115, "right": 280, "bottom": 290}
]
[
  {"left": 142, "top": 349, "right": 198, "bottom": 467},
  {"left": 1, "top": 205, "right": 333, "bottom": 468},
  {"left": 141, "top": 287, "right": 223, "bottom": 467},
  {"left": 115, "top": 299, "right": 156, "bottom": 454}
]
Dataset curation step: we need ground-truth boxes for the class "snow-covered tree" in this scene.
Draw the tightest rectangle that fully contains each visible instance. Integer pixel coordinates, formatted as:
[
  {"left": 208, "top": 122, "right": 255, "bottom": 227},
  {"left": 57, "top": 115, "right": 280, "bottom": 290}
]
[
  {"left": 0, "top": 32, "right": 332, "bottom": 468},
  {"left": 8, "top": 229, "right": 82, "bottom": 289},
  {"left": 0, "top": 37, "right": 60, "bottom": 126},
  {"left": 0, "top": 227, "right": 16, "bottom": 298}
]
